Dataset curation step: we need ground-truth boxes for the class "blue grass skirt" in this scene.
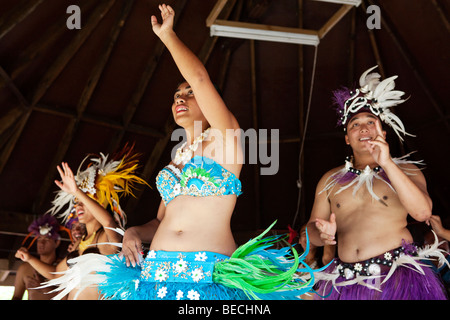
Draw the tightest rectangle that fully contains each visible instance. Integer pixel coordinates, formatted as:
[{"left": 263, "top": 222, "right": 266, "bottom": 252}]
[
  {"left": 96, "top": 225, "right": 319, "bottom": 300},
  {"left": 97, "top": 251, "right": 250, "bottom": 300}
]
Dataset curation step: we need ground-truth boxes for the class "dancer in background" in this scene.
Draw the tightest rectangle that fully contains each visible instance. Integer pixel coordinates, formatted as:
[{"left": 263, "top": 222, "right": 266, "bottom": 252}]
[
  {"left": 13, "top": 215, "right": 65, "bottom": 299},
  {"left": 36, "top": 147, "right": 147, "bottom": 299}
]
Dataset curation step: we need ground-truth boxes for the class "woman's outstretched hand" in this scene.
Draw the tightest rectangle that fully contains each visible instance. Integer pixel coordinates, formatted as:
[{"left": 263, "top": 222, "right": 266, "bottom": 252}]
[
  {"left": 55, "top": 162, "right": 79, "bottom": 195},
  {"left": 151, "top": 4, "right": 175, "bottom": 38}
]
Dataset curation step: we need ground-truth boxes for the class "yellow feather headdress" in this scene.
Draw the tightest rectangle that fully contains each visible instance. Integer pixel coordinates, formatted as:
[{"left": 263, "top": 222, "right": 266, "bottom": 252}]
[{"left": 47, "top": 145, "right": 149, "bottom": 228}]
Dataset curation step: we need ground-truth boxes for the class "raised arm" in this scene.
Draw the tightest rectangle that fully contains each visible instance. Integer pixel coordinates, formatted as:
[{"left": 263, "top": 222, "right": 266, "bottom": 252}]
[
  {"left": 55, "top": 162, "right": 122, "bottom": 245},
  {"left": 366, "top": 120, "right": 432, "bottom": 222},
  {"left": 151, "top": 4, "right": 237, "bottom": 133}
]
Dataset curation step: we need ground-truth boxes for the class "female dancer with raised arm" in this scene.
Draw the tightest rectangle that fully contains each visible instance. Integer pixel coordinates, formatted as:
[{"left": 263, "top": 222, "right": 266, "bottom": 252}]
[{"left": 42, "top": 4, "right": 317, "bottom": 300}]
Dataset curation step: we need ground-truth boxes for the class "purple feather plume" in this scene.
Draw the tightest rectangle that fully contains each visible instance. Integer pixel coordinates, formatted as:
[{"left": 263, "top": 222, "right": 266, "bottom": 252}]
[
  {"left": 332, "top": 86, "right": 353, "bottom": 127},
  {"left": 332, "top": 171, "right": 357, "bottom": 184},
  {"left": 27, "top": 214, "right": 61, "bottom": 240}
]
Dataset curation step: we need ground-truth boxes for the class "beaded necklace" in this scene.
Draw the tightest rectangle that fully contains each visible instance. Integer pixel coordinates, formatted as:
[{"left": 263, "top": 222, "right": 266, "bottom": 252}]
[
  {"left": 173, "top": 127, "right": 210, "bottom": 165},
  {"left": 344, "top": 156, "right": 382, "bottom": 176}
]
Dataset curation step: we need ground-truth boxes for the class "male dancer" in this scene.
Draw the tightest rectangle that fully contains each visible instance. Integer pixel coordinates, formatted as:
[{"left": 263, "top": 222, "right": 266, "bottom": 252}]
[{"left": 307, "top": 66, "right": 448, "bottom": 299}]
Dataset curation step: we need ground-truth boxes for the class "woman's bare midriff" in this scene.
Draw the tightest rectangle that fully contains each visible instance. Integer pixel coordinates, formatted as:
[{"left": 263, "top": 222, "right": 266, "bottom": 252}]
[{"left": 150, "top": 195, "right": 238, "bottom": 256}]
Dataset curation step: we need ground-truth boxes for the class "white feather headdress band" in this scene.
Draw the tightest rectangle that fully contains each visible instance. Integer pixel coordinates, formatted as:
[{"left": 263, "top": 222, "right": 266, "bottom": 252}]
[{"left": 336, "top": 65, "right": 414, "bottom": 141}]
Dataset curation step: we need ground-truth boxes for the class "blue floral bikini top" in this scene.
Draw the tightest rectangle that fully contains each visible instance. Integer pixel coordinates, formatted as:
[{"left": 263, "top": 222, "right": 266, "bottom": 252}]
[{"left": 156, "top": 156, "right": 242, "bottom": 206}]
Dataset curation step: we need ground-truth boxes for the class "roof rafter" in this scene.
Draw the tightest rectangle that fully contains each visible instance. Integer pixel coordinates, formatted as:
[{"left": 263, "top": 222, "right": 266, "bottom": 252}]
[
  {"left": 107, "top": 0, "right": 189, "bottom": 155},
  {"left": 33, "top": 0, "right": 134, "bottom": 215},
  {"left": 0, "top": 0, "right": 44, "bottom": 40},
  {"left": 0, "top": 0, "right": 116, "bottom": 181},
  {"left": 368, "top": 0, "right": 450, "bottom": 133}
]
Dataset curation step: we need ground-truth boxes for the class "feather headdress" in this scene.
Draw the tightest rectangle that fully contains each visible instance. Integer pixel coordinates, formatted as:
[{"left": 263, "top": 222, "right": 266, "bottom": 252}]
[
  {"left": 47, "top": 145, "right": 149, "bottom": 229},
  {"left": 334, "top": 65, "right": 413, "bottom": 141},
  {"left": 22, "top": 214, "right": 71, "bottom": 249}
]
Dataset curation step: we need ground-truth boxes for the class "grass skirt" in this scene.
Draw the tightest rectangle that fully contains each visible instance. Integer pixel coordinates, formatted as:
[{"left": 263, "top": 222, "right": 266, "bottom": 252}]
[
  {"left": 97, "top": 251, "right": 254, "bottom": 300},
  {"left": 314, "top": 239, "right": 448, "bottom": 300},
  {"left": 40, "top": 222, "right": 319, "bottom": 300},
  {"left": 98, "top": 223, "right": 316, "bottom": 300}
]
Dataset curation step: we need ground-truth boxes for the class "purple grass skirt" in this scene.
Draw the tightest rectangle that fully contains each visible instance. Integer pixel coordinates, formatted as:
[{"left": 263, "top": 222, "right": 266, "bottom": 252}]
[{"left": 314, "top": 243, "right": 448, "bottom": 300}]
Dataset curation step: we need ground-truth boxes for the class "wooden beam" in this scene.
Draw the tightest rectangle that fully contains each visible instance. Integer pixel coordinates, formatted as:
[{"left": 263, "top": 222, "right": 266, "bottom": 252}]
[
  {"left": 216, "top": 0, "right": 243, "bottom": 90},
  {"left": 360, "top": 2, "right": 384, "bottom": 78},
  {"left": 0, "top": 108, "right": 24, "bottom": 138},
  {"left": 431, "top": 0, "right": 450, "bottom": 35},
  {"left": 206, "top": 0, "right": 229, "bottom": 27},
  {"left": 250, "top": 39, "right": 261, "bottom": 229},
  {"left": 0, "top": 111, "right": 30, "bottom": 173},
  {"left": 199, "top": 0, "right": 239, "bottom": 64},
  {"left": 347, "top": 6, "right": 356, "bottom": 86},
  {"left": 0, "top": 211, "right": 35, "bottom": 235},
  {"left": 367, "top": 0, "right": 450, "bottom": 133},
  {"left": 124, "top": 117, "right": 176, "bottom": 215},
  {"left": 32, "top": 104, "right": 164, "bottom": 137},
  {"left": 4, "top": 0, "right": 94, "bottom": 88},
  {"left": 78, "top": 0, "right": 135, "bottom": 117},
  {"left": 30, "top": 0, "right": 116, "bottom": 106},
  {"left": 32, "top": 0, "right": 136, "bottom": 214},
  {"left": 313, "top": 0, "right": 360, "bottom": 5},
  {"left": 0, "top": 1, "right": 116, "bottom": 180},
  {"left": 0, "top": 66, "right": 29, "bottom": 108},
  {"left": 0, "top": 0, "right": 44, "bottom": 40},
  {"left": 106, "top": 0, "right": 188, "bottom": 155},
  {"left": 318, "top": 4, "right": 353, "bottom": 39},
  {"left": 0, "top": 66, "right": 29, "bottom": 174}
]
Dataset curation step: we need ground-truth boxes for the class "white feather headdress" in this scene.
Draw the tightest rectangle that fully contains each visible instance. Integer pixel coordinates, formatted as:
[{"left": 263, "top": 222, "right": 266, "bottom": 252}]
[
  {"left": 335, "top": 65, "right": 414, "bottom": 141},
  {"left": 46, "top": 147, "right": 149, "bottom": 228}
]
